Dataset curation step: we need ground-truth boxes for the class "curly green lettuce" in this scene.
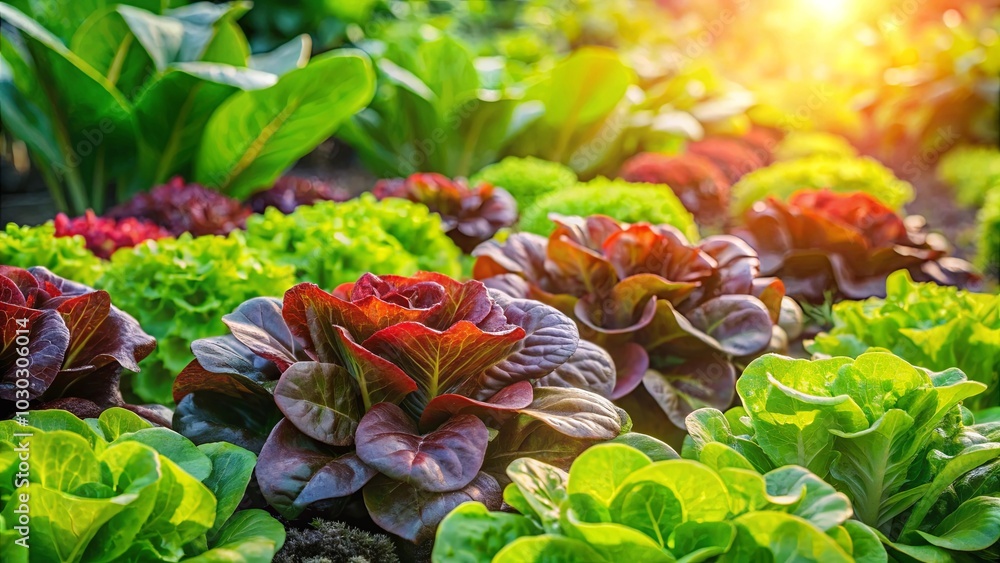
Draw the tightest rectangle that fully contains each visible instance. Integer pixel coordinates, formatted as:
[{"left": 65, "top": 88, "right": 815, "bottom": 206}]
[
  {"left": 729, "top": 154, "right": 914, "bottom": 216},
  {"left": 0, "top": 222, "right": 105, "bottom": 285},
  {"left": 938, "top": 145, "right": 1000, "bottom": 207},
  {"left": 771, "top": 131, "right": 858, "bottom": 162},
  {"left": 471, "top": 156, "right": 579, "bottom": 209},
  {"left": 979, "top": 189, "right": 1000, "bottom": 278},
  {"left": 808, "top": 270, "right": 1000, "bottom": 412},
  {"left": 519, "top": 178, "right": 698, "bottom": 240},
  {"left": 244, "top": 194, "right": 462, "bottom": 287},
  {"left": 98, "top": 233, "right": 296, "bottom": 405}
]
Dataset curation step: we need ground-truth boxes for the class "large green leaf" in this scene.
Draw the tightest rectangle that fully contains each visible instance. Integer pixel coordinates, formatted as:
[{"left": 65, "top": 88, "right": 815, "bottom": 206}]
[
  {"left": 186, "top": 509, "right": 285, "bottom": 563},
  {"left": 198, "top": 442, "right": 256, "bottom": 536},
  {"left": 131, "top": 62, "right": 277, "bottom": 190},
  {"left": 916, "top": 496, "right": 1000, "bottom": 552},
  {"left": 567, "top": 443, "right": 651, "bottom": 507},
  {"left": 194, "top": 49, "right": 375, "bottom": 198},
  {"left": 432, "top": 502, "right": 541, "bottom": 563}
]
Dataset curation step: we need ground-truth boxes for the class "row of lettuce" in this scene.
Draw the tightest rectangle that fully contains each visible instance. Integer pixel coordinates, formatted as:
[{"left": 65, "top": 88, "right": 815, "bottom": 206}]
[{"left": 1, "top": 258, "right": 997, "bottom": 561}]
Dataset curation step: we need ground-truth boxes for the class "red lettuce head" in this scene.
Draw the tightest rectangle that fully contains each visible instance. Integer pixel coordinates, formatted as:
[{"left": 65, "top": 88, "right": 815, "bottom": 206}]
[
  {"left": 730, "top": 189, "right": 981, "bottom": 303},
  {"left": 0, "top": 266, "right": 162, "bottom": 423},
  {"left": 619, "top": 153, "right": 731, "bottom": 227},
  {"left": 106, "top": 177, "right": 250, "bottom": 236},
  {"left": 247, "top": 176, "right": 351, "bottom": 214},
  {"left": 172, "top": 272, "right": 622, "bottom": 542},
  {"left": 372, "top": 173, "right": 518, "bottom": 253},
  {"left": 473, "top": 215, "right": 797, "bottom": 430},
  {"left": 687, "top": 137, "right": 767, "bottom": 184},
  {"left": 54, "top": 210, "right": 170, "bottom": 259}
]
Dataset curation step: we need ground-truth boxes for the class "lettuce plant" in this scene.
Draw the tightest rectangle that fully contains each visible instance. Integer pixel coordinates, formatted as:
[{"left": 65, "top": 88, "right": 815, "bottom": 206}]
[
  {"left": 771, "top": 131, "right": 858, "bottom": 162},
  {"left": 471, "top": 156, "right": 578, "bottom": 210},
  {"left": 730, "top": 189, "right": 980, "bottom": 304},
  {"left": 979, "top": 189, "right": 1000, "bottom": 278},
  {"left": 0, "top": 266, "right": 162, "bottom": 424},
  {"left": 339, "top": 32, "right": 530, "bottom": 177},
  {"left": 433, "top": 443, "right": 882, "bottom": 562},
  {"left": 687, "top": 137, "right": 768, "bottom": 183},
  {"left": 372, "top": 173, "right": 518, "bottom": 253},
  {"left": 98, "top": 233, "right": 296, "bottom": 405},
  {"left": 519, "top": 178, "right": 698, "bottom": 240},
  {"left": 0, "top": 1, "right": 375, "bottom": 213},
  {"left": 0, "top": 408, "right": 284, "bottom": 562},
  {"left": 474, "top": 214, "right": 799, "bottom": 429},
  {"left": 244, "top": 194, "right": 463, "bottom": 288},
  {"left": 728, "top": 155, "right": 914, "bottom": 216},
  {"left": 105, "top": 177, "right": 251, "bottom": 237},
  {"left": 54, "top": 210, "right": 169, "bottom": 259},
  {"left": 247, "top": 175, "right": 350, "bottom": 214},
  {"left": 172, "top": 272, "right": 625, "bottom": 542},
  {"left": 618, "top": 152, "right": 732, "bottom": 227},
  {"left": 937, "top": 145, "right": 1000, "bottom": 207},
  {"left": 809, "top": 270, "right": 1000, "bottom": 413},
  {"left": 0, "top": 222, "right": 105, "bottom": 285},
  {"left": 684, "top": 351, "right": 1000, "bottom": 561}
]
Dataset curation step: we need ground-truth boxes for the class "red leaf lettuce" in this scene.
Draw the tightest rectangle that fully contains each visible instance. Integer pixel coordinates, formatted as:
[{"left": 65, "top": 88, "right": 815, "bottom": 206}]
[
  {"left": 372, "top": 173, "right": 518, "bottom": 253},
  {"left": 729, "top": 189, "right": 981, "bottom": 304},
  {"left": 54, "top": 210, "right": 170, "bottom": 259},
  {"left": 619, "top": 153, "right": 731, "bottom": 227},
  {"left": 172, "top": 272, "right": 623, "bottom": 542},
  {"left": 473, "top": 214, "right": 799, "bottom": 430},
  {"left": 106, "top": 177, "right": 250, "bottom": 236},
  {"left": 0, "top": 266, "right": 163, "bottom": 424}
]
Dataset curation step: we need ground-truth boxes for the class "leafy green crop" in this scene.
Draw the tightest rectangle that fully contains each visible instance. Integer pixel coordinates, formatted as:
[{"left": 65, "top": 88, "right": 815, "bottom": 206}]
[
  {"left": 433, "top": 442, "right": 881, "bottom": 562},
  {"left": 771, "top": 131, "right": 858, "bottom": 162},
  {"left": 97, "top": 233, "right": 296, "bottom": 405},
  {"left": 244, "top": 194, "right": 462, "bottom": 288},
  {"left": 729, "top": 155, "right": 914, "bottom": 216},
  {"left": 809, "top": 271, "right": 1000, "bottom": 413},
  {"left": 979, "top": 189, "right": 1000, "bottom": 278},
  {"left": 0, "top": 222, "right": 105, "bottom": 285},
  {"left": 0, "top": 0, "right": 374, "bottom": 214},
  {"left": 471, "top": 156, "right": 578, "bottom": 210},
  {"left": 339, "top": 31, "right": 530, "bottom": 178},
  {"left": 937, "top": 145, "right": 1000, "bottom": 207},
  {"left": 519, "top": 178, "right": 698, "bottom": 240},
  {"left": 685, "top": 351, "right": 1000, "bottom": 561},
  {"left": 0, "top": 408, "right": 284, "bottom": 562}
]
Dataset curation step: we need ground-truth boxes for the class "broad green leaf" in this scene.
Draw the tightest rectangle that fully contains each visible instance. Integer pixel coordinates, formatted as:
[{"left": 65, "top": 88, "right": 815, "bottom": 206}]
[
  {"left": 567, "top": 443, "right": 651, "bottom": 507},
  {"left": 561, "top": 509, "right": 675, "bottom": 562},
  {"left": 698, "top": 442, "right": 755, "bottom": 472},
  {"left": 98, "top": 407, "right": 153, "bottom": 441},
  {"left": 200, "top": 19, "right": 249, "bottom": 66},
  {"left": 1, "top": 482, "right": 137, "bottom": 563},
  {"left": 717, "top": 468, "right": 787, "bottom": 516},
  {"left": 901, "top": 443, "right": 1000, "bottom": 539},
  {"left": 166, "top": 1, "right": 250, "bottom": 62},
  {"left": 432, "top": 502, "right": 542, "bottom": 563},
  {"left": 609, "top": 433, "right": 680, "bottom": 462},
  {"left": 840, "top": 521, "right": 888, "bottom": 563},
  {"left": 722, "top": 512, "right": 853, "bottom": 562},
  {"left": 612, "top": 480, "right": 684, "bottom": 547},
  {"left": 195, "top": 49, "right": 375, "bottom": 198},
  {"left": 613, "top": 460, "right": 730, "bottom": 523},
  {"left": 131, "top": 62, "right": 276, "bottom": 189},
  {"left": 5, "top": 0, "right": 180, "bottom": 43},
  {"left": 131, "top": 455, "right": 217, "bottom": 559},
  {"left": 84, "top": 441, "right": 162, "bottom": 561},
  {"left": 493, "top": 535, "right": 608, "bottom": 563},
  {"left": 9, "top": 409, "right": 107, "bottom": 451},
  {"left": 32, "top": 430, "right": 102, "bottom": 492},
  {"left": 763, "top": 466, "right": 852, "bottom": 531},
  {"left": 198, "top": 442, "right": 256, "bottom": 536},
  {"left": 111, "top": 427, "right": 212, "bottom": 481},
  {"left": 672, "top": 521, "right": 736, "bottom": 562},
  {"left": 185, "top": 509, "right": 285, "bottom": 563},
  {"left": 506, "top": 458, "right": 568, "bottom": 532},
  {"left": 916, "top": 496, "right": 1000, "bottom": 551}
]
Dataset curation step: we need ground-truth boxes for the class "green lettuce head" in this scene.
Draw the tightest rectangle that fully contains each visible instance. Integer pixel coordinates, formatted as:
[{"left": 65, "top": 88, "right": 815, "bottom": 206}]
[
  {"left": 98, "top": 233, "right": 296, "bottom": 405},
  {"left": 0, "top": 408, "right": 284, "bottom": 562},
  {"left": 0, "top": 223, "right": 105, "bottom": 285}
]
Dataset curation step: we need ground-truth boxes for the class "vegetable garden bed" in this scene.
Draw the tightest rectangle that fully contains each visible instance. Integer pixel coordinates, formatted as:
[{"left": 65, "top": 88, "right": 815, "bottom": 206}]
[{"left": 1, "top": 1, "right": 998, "bottom": 562}]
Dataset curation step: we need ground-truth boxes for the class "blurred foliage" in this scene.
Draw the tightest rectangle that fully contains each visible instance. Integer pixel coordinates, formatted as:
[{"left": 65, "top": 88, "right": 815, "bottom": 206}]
[{"left": 937, "top": 144, "right": 1000, "bottom": 206}]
